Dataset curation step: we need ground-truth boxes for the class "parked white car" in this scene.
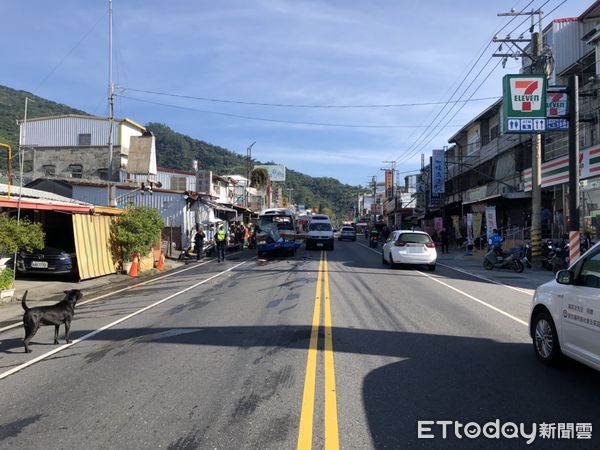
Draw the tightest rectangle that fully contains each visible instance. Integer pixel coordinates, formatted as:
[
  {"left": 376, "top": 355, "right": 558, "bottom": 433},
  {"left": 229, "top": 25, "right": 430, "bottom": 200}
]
[
  {"left": 530, "top": 241, "right": 600, "bottom": 371},
  {"left": 381, "top": 230, "right": 437, "bottom": 271}
]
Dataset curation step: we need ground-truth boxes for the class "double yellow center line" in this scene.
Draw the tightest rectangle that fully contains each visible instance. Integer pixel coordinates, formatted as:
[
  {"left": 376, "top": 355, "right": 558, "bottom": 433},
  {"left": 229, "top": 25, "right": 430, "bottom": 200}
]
[{"left": 297, "top": 251, "right": 339, "bottom": 450}]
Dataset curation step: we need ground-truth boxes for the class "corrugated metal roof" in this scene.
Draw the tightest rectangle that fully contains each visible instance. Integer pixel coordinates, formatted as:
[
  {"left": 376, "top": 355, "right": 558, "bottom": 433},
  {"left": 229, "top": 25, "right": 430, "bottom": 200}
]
[
  {"left": 19, "top": 114, "right": 145, "bottom": 131},
  {"left": 0, "top": 183, "right": 91, "bottom": 205}
]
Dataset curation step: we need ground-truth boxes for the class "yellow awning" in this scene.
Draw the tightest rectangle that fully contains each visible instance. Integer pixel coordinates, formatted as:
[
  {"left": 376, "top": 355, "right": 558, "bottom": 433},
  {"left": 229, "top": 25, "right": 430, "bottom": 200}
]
[{"left": 72, "top": 214, "right": 117, "bottom": 280}]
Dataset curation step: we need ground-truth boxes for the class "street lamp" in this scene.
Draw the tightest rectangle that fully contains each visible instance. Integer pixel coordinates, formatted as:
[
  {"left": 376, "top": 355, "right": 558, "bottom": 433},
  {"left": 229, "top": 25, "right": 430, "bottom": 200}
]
[{"left": 286, "top": 187, "right": 294, "bottom": 207}]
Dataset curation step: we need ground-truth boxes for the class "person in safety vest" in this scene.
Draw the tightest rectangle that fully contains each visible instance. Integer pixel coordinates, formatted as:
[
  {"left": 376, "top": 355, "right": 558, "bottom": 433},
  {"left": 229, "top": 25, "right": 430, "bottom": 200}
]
[{"left": 215, "top": 224, "right": 227, "bottom": 262}]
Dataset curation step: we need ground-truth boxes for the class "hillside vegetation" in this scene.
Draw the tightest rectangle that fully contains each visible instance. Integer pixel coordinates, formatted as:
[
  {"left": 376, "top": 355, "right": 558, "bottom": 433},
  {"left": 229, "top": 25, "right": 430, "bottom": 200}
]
[
  {"left": 0, "top": 85, "right": 358, "bottom": 218},
  {"left": 147, "top": 123, "right": 358, "bottom": 218}
]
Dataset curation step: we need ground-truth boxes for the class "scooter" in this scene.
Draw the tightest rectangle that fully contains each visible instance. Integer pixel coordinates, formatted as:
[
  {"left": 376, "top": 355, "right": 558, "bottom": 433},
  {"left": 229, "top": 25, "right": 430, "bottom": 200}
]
[
  {"left": 548, "top": 239, "right": 569, "bottom": 273},
  {"left": 518, "top": 242, "right": 532, "bottom": 269},
  {"left": 483, "top": 247, "right": 524, "bottom": 272},
  {"left": 541, "top": 239, "right": 555, "bottom": 270},
  {"left": 369, "top": 234, "right": 380, "bottom": 248}
]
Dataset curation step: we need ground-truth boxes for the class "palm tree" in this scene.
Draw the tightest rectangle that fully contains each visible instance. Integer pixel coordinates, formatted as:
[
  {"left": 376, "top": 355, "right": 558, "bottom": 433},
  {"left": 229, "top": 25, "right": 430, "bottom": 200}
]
[{"left": 250, "top": 168, "right": 269, "bottom": 190}]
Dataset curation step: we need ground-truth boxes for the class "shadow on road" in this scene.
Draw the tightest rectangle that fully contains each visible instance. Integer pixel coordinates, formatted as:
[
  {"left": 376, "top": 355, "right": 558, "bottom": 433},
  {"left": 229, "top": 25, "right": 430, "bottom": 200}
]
[{"left": 8, "top": 324, "right": 597, "bottom": 448}]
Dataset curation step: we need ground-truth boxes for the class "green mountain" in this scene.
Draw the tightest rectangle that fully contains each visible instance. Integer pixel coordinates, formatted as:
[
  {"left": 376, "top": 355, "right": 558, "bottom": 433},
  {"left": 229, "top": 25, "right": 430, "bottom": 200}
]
[
  {"left": 0, "top": 85, "right": 86, "bottom": 147},
  {"left": 147, "top": 123, "right": 359, "bottom": 219},
  {"left": 0, "top": 85, "right": 359, "bottom": 219}
]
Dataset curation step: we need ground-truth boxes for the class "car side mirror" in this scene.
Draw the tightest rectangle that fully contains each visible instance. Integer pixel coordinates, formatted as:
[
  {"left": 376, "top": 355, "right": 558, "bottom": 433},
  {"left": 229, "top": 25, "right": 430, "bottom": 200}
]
[{"left": 556, "top": 270, "right": 573, "bottom": 285}]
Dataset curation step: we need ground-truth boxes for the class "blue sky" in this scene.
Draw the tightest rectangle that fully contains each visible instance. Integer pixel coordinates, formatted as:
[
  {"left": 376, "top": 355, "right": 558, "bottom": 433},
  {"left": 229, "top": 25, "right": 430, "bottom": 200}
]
[{"left": 1, "top": 0, "right": 593, "bottom": 186}]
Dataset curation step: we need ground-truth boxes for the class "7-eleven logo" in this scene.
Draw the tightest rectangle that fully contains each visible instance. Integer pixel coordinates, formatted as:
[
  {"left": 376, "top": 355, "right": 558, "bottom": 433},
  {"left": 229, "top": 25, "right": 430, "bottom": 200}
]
[
  {"left": 511, "top": 78, "right": 543, "bottom": 112},
  {"left": 547, "top": 92, "right": 567, "bottom": 117}
]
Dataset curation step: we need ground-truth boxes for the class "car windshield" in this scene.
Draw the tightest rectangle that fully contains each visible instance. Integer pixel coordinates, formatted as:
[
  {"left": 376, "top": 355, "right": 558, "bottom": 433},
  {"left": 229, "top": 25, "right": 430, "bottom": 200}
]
[
  {"left": 342, "top": 227, "right": 355, "bottom": 232},
  {"left": 258, "top": 215, "right": 294, "bottom": 231},
  {"left": 309, "top": 223, "right": 332, "bottom": 231},
  {"left": 398, "top": 233, "right": 432, "bottom": 244}
]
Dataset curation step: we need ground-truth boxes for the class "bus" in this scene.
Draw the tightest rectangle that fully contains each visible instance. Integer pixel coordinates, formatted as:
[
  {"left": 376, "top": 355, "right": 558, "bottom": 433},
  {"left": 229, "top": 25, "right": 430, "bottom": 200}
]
[{"left": 255, "top": 208, "right": 300, "bottom": 256}]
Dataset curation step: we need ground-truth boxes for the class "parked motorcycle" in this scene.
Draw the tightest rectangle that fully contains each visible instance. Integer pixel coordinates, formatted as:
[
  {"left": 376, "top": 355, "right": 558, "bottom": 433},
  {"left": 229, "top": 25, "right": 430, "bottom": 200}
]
[
  {"left": 519, "top": 242, "right": 532, "bottom": 269},
  {"left": 548, "top": 239, "right": 569, "bottom": 273},
  {"left": 483, "top": 247, "right": 524, "bottom": 272},
  {"left": 541, "top": 239, "right": 555, "bottom": 270}
]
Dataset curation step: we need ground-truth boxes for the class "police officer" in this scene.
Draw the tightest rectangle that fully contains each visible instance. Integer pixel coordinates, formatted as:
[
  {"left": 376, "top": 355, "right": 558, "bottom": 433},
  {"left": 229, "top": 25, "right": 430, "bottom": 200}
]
[{"left": 215, "top": 224, "right": 227, "bottom": 262}]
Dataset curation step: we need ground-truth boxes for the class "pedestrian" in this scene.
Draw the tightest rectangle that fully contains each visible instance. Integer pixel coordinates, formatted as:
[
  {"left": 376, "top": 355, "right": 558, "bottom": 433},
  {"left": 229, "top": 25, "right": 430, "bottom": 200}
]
[
  {"left": 441, "top": 227, "right": 449, "bottom": 254},
  {"left": 215, "top": 224, "right": 227, "bottom": 262},
  {"left": 243, "top": 224, "right": 250, "bottom": 248},
  {"left": 194, "top": 224, "right": 205, "bottom": 260}
]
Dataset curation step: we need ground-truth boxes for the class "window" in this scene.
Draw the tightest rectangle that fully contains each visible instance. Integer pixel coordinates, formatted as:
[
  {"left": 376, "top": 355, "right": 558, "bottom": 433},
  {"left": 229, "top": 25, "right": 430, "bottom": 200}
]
[
  {"left": 308, "top": 223, "right": 332, "bottom": 231},
  {"left": 578, "top": 252, "right": 600, "bottom": 289},
  {"left": 69, "top": 164, "right": 83, "bottom": 179},
  {"left": 43, "top": 165, "right": 56, "bottom": 177},
  {"left": 490, "top": 125, "right": 499, "bottom": 141},
  {"left": 170, "top": 176, "right": 187, "bottom": 191},
  {"left": 398, "top": 233, "right": 432, "bottom": 244},
  {"left": 78, "top": 133, "right": 91, "bottom": 146},
  {"left": 98, "top": 168, "right": 108, "bottom": 180}
]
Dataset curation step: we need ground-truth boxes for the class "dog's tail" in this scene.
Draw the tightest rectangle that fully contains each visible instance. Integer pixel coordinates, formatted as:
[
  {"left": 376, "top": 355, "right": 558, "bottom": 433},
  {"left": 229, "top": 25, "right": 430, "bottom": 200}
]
[{"left": 21, "top": 290, "right": 29, "bottom": 312}]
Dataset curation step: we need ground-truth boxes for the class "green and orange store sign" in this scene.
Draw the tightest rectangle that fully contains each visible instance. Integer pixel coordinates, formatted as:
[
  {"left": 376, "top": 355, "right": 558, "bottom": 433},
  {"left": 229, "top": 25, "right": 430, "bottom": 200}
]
[{"left": 523, "top": 146, "right": 600, "bottom": 191}]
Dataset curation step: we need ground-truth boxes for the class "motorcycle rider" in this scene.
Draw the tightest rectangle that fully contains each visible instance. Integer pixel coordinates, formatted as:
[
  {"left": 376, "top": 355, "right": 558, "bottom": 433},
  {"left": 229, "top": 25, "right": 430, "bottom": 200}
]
[
  {"left": 488, "top": 229, "right": 503, "bottom": 255},
  {"left": 369, "top": 227, "right": 380, "bottom": 247}
]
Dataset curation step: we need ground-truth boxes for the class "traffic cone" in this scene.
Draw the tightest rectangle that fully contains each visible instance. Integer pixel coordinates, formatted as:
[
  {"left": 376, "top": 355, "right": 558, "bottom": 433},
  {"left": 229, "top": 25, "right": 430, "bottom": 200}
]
[
  {"left": 128, "top": 253, "right": 140, "bottom": 277},
  {"left": 156, "top": 251, "right": 165, "bottom": 271}
]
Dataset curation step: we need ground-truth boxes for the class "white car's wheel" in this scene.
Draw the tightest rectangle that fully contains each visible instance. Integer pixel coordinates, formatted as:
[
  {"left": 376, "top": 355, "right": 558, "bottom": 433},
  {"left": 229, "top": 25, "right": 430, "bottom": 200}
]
[
  {"left": 388, "top": 252, "right": 397, "bottom": 269},
  {"left": 532, "top": 311, "right": 561, "bottom": 365}
]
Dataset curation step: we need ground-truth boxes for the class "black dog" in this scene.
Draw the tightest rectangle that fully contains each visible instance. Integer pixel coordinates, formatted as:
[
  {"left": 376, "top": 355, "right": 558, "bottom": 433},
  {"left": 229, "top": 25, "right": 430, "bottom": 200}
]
[{"left": 22, "top": 289, "right": 83, "bottom": 353}]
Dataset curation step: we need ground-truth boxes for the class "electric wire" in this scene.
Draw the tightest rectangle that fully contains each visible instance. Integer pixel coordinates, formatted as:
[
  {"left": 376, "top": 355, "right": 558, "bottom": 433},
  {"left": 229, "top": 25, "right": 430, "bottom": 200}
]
[
  {"left": 391, "top": 0, "right": 539, "bottom": 165},
  {"left": 116, "top": 94, "right": 465, "bottom": 129},
  {"left": 32, "top": 8, "right": 108, "bottom": 93},
  {"left": 118, "top": 87, "right": 499, "bottom": 109},
  {"left": 393, "top": 0, "right": 560, "bottom": 166}
]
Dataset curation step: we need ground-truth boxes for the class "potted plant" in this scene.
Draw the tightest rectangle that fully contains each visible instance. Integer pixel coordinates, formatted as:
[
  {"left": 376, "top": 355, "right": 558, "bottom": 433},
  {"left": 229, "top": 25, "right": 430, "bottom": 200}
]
[
  {"left": 0, "top": 213, "right": 45, "bottom": 300},
  {"left": 111, "top": 205, "right": 164, "bottom": 273}
]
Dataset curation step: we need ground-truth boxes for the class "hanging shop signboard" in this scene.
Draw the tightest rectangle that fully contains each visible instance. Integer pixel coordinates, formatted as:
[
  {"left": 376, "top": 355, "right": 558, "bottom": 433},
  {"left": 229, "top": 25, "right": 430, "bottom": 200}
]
[{"left": 503, "top": 74, "right": 547, "bottom": 133}]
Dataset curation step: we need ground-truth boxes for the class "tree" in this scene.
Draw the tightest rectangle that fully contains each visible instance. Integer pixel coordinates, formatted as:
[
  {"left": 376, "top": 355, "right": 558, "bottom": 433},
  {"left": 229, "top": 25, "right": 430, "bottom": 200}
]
[
  {"left": 110, "top": 206, "right": 164, "bottom": 262},
  {"left": 0, "top": 214, "right": 45, "bottom": 255},
  {"left": 250, "top": 167, "right": 269, "bottom": 190}
]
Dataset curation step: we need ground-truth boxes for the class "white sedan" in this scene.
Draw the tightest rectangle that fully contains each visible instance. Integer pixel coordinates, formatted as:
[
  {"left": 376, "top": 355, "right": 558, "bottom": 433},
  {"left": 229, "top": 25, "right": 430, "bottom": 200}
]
[
  {"left": 529, "top": 241, "right": 600, "bottom": 371},
  {"left": 381, "top": 230, "right": 437, "bottom": 271}
]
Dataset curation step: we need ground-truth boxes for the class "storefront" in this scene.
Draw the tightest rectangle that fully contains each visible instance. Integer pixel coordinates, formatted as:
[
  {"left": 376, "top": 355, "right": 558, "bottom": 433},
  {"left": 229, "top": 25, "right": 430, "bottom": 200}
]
[{"left": 524, "top": 145, "right": 600, "bottom": 239}]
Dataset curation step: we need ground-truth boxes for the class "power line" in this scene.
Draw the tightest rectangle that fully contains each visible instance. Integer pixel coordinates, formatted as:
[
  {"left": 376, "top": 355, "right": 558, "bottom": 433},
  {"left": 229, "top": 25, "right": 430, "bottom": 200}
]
[
  {"left": 118, "top": 87, "right": 499, "bottom": 109},
  {"left": 33, "top": 8, "right": 108, "bottom": 93},
  {"left": 116, "top": 93, "right": 467, "bottom": 129},
  {"left": 391, "top": 1, "right": 536, "bottom": 165},
  {"left": 393, "top": 0, "right": 558, "bottom": 165}
]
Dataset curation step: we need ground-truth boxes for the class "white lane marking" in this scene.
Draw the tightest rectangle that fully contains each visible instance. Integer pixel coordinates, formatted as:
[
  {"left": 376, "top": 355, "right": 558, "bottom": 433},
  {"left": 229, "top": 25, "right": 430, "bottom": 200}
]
[
  {"left": 0, "top": 259, "right": 250, "bottom": 381},
  {"left": 0, "top": 259, "right": 216, "bottom": 334},
  {"left": 437, "top": 263, "right": 535, "bottom": 296},
  {"left": 358, "top": 240, "right": 534, "bottom": 296},
  {"left": 416, "top": 270, "right": 528, "bottom": 327},
  {"left": 357, "top": 240, "right": 528, "bottom": 327}
]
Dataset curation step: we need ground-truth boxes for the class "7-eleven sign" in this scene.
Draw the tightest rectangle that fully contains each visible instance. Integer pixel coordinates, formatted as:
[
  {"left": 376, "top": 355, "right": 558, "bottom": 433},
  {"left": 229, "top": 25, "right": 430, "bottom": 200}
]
[{"left": 503, "top": 74, "right": 547, "bottom": 134}]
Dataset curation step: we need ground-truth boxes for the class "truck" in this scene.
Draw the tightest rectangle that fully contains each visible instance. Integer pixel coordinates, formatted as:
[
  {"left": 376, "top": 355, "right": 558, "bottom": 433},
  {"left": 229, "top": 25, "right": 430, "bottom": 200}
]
[{"left": 255, "top": 208, "right": 301, "bottom": 257}]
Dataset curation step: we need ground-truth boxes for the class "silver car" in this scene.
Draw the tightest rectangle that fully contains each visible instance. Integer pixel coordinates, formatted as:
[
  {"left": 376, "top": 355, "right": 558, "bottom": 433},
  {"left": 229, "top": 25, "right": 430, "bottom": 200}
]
[{"left": 339, "top": 226, "right": 357, "bottom": 241}]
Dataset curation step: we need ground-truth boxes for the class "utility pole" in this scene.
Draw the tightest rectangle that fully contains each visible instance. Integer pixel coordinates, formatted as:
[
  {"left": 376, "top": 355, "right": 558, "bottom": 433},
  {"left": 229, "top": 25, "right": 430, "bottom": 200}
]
[
  {"left": 245, "top": 141, "right": 255, "bottom": 207},
  {"left": 494, "top": 8, "right": 545, "bottom": 262},
  {"left": 568, "top": 75, "right": 580, "bottom": 261},
  {"left": 371, "top": 175, "right": 377, "bottom": 222},
  {"left": 107, "top": 0, "right": 116, "bottom": 206}
]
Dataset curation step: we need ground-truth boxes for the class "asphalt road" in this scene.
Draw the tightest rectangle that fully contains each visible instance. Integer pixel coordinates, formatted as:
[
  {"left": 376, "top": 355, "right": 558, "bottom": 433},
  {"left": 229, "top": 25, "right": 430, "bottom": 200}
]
[{"left": 0, "top": 241, "right": 599, "bottom": 449}]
